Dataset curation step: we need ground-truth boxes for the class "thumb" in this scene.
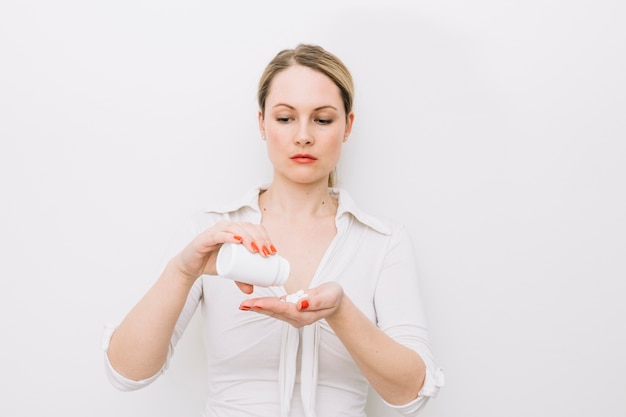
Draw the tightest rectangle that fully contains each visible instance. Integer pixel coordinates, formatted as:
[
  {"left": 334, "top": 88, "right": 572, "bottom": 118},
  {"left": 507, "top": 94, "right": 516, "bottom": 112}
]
[{"left": 234, "top": 281, "right": 254, "bottom": 294}]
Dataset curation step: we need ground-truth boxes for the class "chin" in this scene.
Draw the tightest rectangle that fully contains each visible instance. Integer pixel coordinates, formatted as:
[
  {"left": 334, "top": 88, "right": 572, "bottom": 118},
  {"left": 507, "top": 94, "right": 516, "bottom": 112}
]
[{"left": 286, "top": 175, "right": 329, "bottom": 187}]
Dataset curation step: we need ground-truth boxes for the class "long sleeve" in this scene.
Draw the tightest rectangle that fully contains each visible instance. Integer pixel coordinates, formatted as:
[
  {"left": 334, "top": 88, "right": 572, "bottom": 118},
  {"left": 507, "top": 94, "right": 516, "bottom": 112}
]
[
  {"left": 374, "top": 224, "right": 444, "bottom": 414},
  {"left": 101, "top": 212, "right": 210, "bottom": 391},
  {"left": 102, "top": 277, "right": 204, "bottom": 390}
]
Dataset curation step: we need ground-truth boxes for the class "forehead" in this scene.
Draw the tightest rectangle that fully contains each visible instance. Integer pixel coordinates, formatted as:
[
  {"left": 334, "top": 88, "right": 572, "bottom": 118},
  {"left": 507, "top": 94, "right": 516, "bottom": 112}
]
[{"left": 266, "top": 65, "right": 343, "bottom": 109}]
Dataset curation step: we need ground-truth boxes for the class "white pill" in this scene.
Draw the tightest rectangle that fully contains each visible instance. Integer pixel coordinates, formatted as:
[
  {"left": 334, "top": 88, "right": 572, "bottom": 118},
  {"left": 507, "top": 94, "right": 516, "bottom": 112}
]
[{"left": 284, "top": 289, "right": 307, "bottom": 303}]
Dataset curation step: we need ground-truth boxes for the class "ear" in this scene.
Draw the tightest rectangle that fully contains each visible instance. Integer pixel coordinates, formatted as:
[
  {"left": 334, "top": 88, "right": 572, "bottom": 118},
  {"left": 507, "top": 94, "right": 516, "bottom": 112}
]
[
  {"left": 343, "top": 112, "right": 354, "bottom": 142},
  {"left": 258, "top": 110, "right": 266, "bottom": 139}
]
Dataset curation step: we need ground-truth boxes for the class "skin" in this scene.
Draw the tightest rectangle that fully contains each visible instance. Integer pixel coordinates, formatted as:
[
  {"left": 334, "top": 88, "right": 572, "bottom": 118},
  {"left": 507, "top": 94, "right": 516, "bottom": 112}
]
[{"left": 107, "top": 64, "right": 426, "bottom": 406}]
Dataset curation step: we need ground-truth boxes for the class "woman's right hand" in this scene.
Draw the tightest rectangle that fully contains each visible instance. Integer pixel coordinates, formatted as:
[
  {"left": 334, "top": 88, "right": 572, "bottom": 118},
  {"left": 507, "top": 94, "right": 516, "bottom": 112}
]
[{"left": 171, "top": 220, "right": 276, "bottom": 292}]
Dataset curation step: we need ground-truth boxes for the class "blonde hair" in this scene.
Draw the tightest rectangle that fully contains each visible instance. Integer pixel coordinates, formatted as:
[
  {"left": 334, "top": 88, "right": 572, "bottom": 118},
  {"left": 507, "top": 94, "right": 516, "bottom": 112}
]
[{"left": 257, "top": 44, "right": 354, "bottom": 187}]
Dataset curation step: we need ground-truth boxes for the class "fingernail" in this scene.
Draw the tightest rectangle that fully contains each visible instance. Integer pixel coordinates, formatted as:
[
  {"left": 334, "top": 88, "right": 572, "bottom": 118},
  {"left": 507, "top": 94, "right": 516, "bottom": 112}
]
[
  {"left": 270, "top": 245, "right": 277, "bottom": 254},
  {"left": 253, "top": 305, "right": 263, "bottom": 309},
  {"left": 250, "top": 242, "right": 259, "bottom": 253},
  {"left": 234, "top": 235, "right": 243, "bottom": 242},
  {"left": 239, "top": 305, "right": 251, "bottom": 310},
  {"left": 262, "top": 246, "right": 271, "bottom": 256},
  {"left": 300, "top": 300, "right": 309, "bottom": 310}
]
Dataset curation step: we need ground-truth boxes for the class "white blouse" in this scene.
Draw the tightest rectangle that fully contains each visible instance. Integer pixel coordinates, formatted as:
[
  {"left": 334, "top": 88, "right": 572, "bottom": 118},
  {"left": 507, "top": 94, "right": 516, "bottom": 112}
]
[{"left": 103, "top": 187, "right": 444, "bottom": 417}]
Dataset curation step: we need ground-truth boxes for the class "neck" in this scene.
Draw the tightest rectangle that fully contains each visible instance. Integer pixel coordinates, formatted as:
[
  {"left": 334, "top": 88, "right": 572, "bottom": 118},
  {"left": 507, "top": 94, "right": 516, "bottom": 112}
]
[{"left": 259, "top": 180, "right": 337, "bottom": 219}]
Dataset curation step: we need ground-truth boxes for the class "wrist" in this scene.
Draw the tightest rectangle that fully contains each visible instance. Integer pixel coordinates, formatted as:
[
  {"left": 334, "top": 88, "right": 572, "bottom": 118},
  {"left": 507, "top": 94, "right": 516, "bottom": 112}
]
[
  {"left": 326, "top": 287, "right": 349, "bottom": 323},
  {"left": 167, "top": 254, "right": 200, "bottom": 285}
]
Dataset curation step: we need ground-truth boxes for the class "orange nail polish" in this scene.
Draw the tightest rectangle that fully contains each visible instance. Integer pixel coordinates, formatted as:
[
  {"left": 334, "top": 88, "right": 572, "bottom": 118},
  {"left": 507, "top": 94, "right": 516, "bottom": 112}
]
[
  {"left": 262, "top": 246, "right": 270, "bottom": 256},
  {"left": 250, "top": 242, "right": 259, "bottom": 253},
  {"left": 300, "top": 300, "right": 309, "bottom": 310},
  {"left": 270, "top": 245, "right": 277, "bottom": 254},
  {"left": 239, "top": 305, "right": 251, "bottom": 310},
  {"left": 234, "top": 235, "right": 243, "bottom": 242}
]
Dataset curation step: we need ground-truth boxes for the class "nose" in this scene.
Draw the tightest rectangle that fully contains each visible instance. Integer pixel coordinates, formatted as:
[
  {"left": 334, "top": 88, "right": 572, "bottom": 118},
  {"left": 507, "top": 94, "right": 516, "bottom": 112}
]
[{"left": 294, "top": 121, "right": 314, "bottom": 146}]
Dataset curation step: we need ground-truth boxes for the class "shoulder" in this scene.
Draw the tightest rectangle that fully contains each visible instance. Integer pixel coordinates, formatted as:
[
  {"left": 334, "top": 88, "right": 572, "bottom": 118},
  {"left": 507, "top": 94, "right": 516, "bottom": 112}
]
[
  {"left": 189, "top": 186, "right": 263, "bottom": 229},
  {"left": 334, "top": 187, "right": 407, "bottom": 238},
  {"left": 202, "top": 186, "right": 262, "bottom": 215}
]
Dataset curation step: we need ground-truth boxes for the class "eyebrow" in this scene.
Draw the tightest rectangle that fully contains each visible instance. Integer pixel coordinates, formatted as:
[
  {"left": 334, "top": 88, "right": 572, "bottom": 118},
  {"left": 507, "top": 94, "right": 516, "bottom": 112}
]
[{"left": 272, "top": 103, "right": 338, "bottom": 111}]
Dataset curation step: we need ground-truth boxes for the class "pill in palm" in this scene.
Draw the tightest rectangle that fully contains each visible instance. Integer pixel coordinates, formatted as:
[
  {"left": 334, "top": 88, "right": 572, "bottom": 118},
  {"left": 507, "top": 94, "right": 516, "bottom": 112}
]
[{"left": 284, "top": 289, "right": 307, "bottom": 303}]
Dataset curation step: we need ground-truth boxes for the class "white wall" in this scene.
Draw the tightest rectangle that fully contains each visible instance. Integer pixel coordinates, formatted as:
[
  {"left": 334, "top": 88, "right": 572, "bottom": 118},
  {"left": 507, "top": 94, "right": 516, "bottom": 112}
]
[{"left": 1, "top": 1, "right": 624, "bottom": 416}]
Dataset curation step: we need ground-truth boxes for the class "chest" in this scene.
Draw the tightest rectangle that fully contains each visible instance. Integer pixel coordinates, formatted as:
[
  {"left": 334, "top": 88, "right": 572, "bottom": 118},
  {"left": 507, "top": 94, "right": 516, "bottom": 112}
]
[{"left": 262, "top": 215, "right": 337, "bottom": 293}]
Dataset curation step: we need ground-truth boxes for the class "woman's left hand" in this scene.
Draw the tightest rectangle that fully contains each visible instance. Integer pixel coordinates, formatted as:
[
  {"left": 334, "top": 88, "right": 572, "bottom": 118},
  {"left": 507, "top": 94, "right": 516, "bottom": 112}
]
[{"left": 238, "top": 282, "right": 344, "bottom": 328}]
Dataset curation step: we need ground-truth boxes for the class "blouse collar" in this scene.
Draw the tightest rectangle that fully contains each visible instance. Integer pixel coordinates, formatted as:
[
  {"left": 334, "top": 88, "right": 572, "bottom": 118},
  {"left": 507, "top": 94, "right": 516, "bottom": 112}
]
[{"left": 204, "top": 185, "right": 391, "bottom": 235}]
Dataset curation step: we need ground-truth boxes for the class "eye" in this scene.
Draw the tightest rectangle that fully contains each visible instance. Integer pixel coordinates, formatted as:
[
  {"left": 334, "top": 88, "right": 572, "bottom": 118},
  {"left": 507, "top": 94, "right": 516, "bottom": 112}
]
[
  {"left": 276, "top": 117, "right": 292, "bottom": 123},
  {"left": 316, "top": 118, "right": 333, "bottom": 125}
]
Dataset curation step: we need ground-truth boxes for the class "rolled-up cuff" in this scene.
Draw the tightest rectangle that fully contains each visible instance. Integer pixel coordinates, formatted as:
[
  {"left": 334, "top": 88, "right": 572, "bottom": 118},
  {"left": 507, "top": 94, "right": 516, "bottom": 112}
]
[
  {"left": 418, "top": 366, "right": 444, "bottom": 398},
  {"left": 382, "top": 367, "right": 445, "bottom": 415}
]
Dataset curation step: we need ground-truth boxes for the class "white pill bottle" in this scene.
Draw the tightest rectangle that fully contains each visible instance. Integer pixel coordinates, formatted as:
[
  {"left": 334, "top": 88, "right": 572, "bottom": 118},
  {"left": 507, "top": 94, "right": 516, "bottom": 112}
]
[{"left": 215, "top": 243, "right": 289, "bottom": 287}]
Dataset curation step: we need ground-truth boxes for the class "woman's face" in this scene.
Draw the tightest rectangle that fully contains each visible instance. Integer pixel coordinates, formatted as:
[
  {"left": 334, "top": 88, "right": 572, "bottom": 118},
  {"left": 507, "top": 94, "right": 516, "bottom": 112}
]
[{"left": 258, "top": 65, "right": 353, "bottom": 187}]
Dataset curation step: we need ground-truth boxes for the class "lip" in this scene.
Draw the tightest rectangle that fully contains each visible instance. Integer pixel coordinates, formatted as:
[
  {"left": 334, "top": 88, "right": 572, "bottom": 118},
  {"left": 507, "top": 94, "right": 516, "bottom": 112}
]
[{"left": 290, "top": 153, "right": 317, "bottom": 164}]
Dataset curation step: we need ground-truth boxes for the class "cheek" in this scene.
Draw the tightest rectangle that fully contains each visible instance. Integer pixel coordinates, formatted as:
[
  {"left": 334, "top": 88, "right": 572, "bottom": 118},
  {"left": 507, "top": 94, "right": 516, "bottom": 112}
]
[
  {"left": 265, "top": 123, "right": 291, "bottom": 141},
  {"left": 323, "top": 138, "right": 344, "bottom": 163},
  {"left": 264, "top": 137, "right": 284, "bottom": 163}
]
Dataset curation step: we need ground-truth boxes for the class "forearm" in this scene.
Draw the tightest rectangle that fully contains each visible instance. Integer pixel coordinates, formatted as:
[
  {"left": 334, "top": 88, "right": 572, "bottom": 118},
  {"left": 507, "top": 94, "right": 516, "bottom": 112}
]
[
  {"left": 107, "top": 259, "right": 196, "bottom": 381},
  {"left": 326, "top": 296, "right": 426, "bottom": 405}
]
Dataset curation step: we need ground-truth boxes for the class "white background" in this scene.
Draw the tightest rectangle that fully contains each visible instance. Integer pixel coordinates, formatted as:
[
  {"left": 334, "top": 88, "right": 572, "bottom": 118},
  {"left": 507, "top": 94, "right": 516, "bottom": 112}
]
[{"left": 1, "top": 1, "right": 625, "bottom": 416}]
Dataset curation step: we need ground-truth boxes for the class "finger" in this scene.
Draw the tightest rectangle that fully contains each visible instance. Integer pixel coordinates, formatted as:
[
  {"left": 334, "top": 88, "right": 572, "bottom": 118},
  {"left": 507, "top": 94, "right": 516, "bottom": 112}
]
[
  {"left": 201, "top": 222, "right": 265, "bottom": 257},
  {"left": 297, "top": 298, "right": 310, "bottom": 311},
  {"left": 234, "top": 281, "right": 254, "bottom": 294},
  {"left": 214, "top": 221, "right": 253, "bottom": 245},
  {"left": 239, "top": 297, "right": 319, "bottom": 328},
  {"left": 240, "top": 296, "right": 287, "bottom": 312},
  {"left": 236, "top": 222, "right": 276, "bottom": 257},
  {"left": 293, "top": 284, "right": 342, "bottom": 313},
  {"left": 195, "top": 225, "right": 245, "bottom": 253}
]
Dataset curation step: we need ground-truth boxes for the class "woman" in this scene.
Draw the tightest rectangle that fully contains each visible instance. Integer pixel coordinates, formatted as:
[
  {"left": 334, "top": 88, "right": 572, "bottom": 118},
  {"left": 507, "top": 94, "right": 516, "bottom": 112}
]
[{"left": 103, "top": 44, "right": 444, "bottom": 417}]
